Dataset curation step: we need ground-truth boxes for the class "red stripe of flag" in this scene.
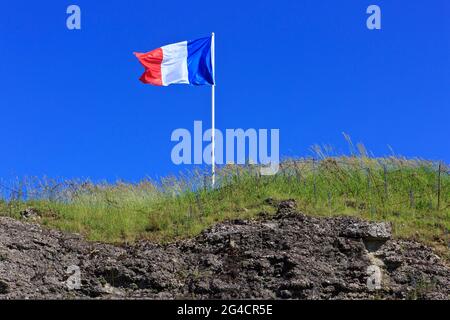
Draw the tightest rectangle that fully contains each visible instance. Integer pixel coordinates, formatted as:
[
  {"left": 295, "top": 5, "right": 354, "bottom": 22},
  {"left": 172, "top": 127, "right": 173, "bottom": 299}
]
[{"left": 134, "top": 48, "right": 163, "bottom": 86}]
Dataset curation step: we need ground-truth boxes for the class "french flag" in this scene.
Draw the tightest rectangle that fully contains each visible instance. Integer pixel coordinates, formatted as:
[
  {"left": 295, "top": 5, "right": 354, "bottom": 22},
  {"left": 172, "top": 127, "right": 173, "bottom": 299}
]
[{"left": 134, "top": 36, "right": 215, "bottom": 86}]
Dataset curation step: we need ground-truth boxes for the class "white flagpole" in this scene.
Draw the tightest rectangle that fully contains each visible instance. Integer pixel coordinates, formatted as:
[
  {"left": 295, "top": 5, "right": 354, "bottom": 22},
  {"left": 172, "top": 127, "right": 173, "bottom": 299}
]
[{"left": 211, "top": 32, "right": 216, "bottom": 187}]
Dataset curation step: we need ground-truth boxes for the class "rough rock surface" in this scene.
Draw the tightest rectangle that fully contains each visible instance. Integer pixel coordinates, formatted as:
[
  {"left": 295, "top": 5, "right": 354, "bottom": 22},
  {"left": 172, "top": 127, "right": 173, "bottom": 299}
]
[{"left": 0, "top": 200, "right": 449, "bottom": 299}]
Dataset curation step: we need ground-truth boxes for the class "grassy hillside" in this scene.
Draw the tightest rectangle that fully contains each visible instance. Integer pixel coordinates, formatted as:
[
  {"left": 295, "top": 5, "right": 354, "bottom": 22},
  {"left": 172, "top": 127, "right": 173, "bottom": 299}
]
[{"left": 0, "top": 154, "right": 449, "bottom": 258}]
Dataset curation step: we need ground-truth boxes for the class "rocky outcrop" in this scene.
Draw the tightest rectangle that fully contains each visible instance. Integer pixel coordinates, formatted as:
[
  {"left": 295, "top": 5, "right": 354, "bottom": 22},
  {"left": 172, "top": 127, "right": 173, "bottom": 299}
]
[{"left": 0, "top": 201, "right": 448, "bottom": 299}]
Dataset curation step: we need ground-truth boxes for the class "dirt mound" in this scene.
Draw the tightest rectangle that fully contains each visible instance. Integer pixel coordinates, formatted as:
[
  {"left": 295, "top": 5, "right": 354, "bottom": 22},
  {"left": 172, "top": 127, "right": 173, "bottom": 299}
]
[{"left": 0, "top": 200, "right": 449, "bottom": 299}]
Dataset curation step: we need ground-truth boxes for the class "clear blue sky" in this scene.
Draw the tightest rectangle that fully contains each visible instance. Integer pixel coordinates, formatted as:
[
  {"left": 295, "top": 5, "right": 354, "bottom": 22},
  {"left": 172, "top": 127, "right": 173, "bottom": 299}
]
[{"left": 0, "top": 1, "right": 448, "bottom": 181}]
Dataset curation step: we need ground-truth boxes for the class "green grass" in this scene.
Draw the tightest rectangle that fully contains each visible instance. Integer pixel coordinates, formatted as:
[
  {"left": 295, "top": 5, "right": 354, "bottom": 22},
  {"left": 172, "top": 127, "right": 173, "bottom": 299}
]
[{"left": 0, "top": 155, "right": 449, "bottom": 258}]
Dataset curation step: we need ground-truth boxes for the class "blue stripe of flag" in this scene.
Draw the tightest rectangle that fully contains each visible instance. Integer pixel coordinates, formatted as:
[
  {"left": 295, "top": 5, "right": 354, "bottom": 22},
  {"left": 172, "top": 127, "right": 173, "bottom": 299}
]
[{"left": 187, "top": 37, "right": 214, "bottom": 86}]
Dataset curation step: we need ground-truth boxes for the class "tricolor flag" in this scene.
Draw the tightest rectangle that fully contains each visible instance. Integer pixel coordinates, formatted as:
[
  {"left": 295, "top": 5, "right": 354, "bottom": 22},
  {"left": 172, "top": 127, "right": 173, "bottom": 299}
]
[{"left": 134, "top": 36, "right": 214, "bottom": 86}]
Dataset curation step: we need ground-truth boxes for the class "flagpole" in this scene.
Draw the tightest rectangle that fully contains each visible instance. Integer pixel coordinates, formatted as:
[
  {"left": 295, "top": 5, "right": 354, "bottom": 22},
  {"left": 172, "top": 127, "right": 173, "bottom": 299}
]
[{"left": 211, "top": 32, "right": 216, "bottom": 187}]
